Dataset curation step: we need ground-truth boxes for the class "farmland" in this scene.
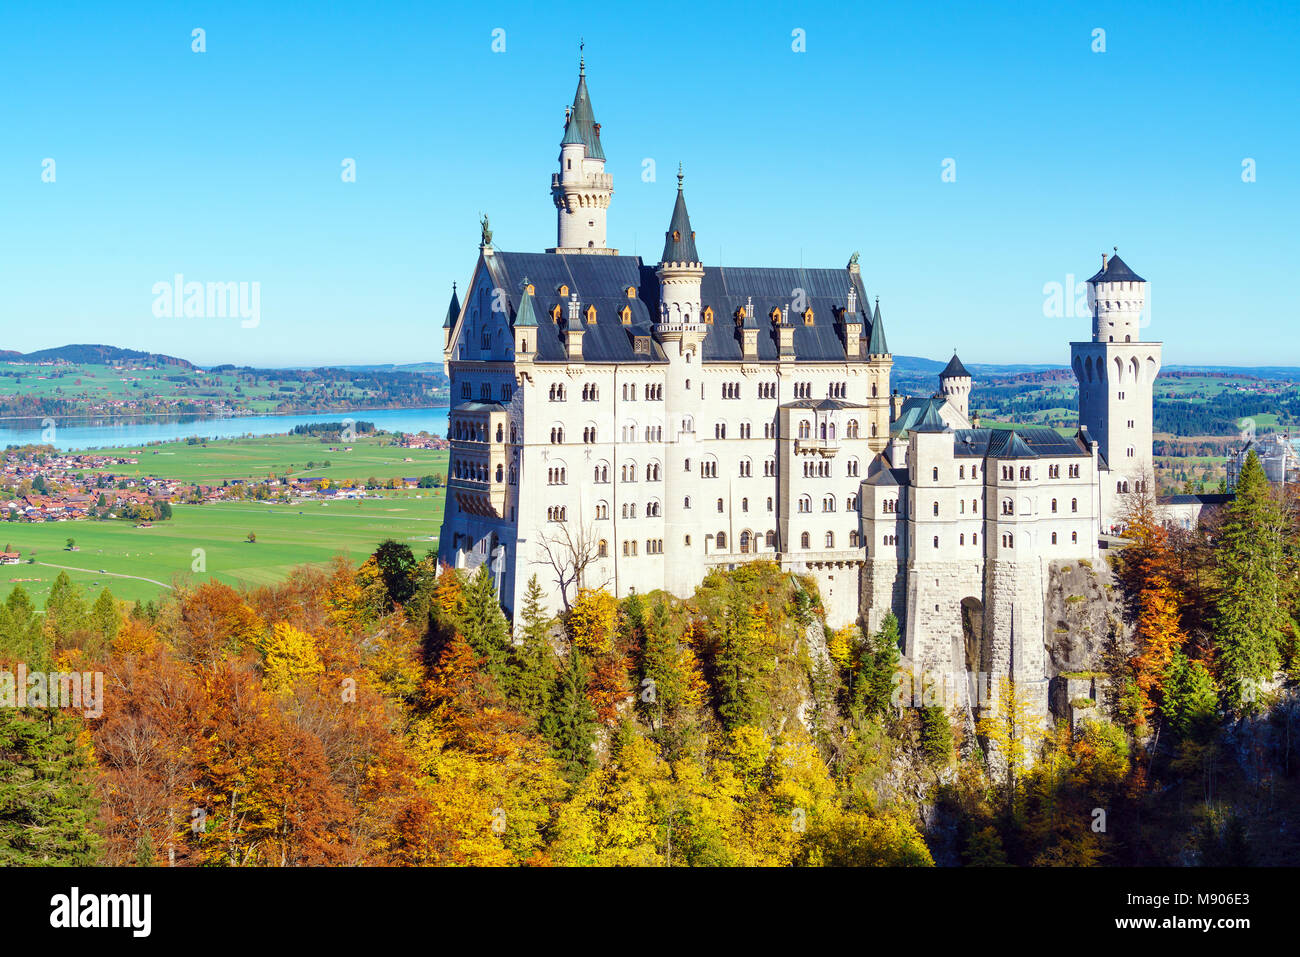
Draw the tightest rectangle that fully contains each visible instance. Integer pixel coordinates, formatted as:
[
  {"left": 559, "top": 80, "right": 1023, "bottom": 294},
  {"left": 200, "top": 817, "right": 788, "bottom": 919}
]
[{"left": 2, "top": 491, "right": 446, "bottom": 605}]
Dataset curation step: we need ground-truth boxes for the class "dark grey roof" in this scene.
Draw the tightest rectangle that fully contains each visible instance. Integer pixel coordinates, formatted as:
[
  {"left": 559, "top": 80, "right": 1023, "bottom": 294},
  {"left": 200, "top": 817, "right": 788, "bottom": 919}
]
[
  {"left": 661, "top": 177, "right": 699, "bottom": 264},
  {"left": 452, "top": 401, "right": 506, "bottom": 413},
  {"left": 482, "top": 251, "right": 880, "bottom": 365},
  {"left": 561, "top": 63, "right": 604, "bottom": 161},
  {"left": 951, "top": 426, "right": 1090, "bottom": 459},
  {"left": 443, "top": 284, "right": 460, "bottom": 329},
  {"left": 1163, "top": 493, "right": 1234, "bottom": 506},
  {"left": 866, "top": 467, "right": 909, "bottom": 487},
  {"left": 485, "top": 252, "right": 665, "bottom": 364},
  {"left": 939, "top": 353, "right": 970, "bottom": 379},
  {"left": 1088, "top": 253, "right": 1144, "bottom": 284}
]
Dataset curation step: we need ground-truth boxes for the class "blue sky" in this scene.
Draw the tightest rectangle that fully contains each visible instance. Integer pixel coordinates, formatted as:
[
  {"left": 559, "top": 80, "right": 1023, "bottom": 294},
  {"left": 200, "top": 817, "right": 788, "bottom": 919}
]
[{"left": 2, "top": 0, "right": 1297, "bottom": 367}]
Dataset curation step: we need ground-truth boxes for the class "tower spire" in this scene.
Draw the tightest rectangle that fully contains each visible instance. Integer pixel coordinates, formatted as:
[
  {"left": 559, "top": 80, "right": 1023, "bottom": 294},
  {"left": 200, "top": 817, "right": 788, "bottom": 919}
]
[
  {"left": 660, "top": 165, "right": 699, "bottom": 265},
  {"left": 551, "top": 55, "right": 615, "bottom": 254}
]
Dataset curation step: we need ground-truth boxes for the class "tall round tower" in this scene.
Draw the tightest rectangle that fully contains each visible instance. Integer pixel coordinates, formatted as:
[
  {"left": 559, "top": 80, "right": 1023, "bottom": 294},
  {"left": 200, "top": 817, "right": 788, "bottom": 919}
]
[
  {"left": 656, "top": 168, "right": 707, "bottom": 596},
  {"left": 549, "top": 56, "right": 616, "bottom": 254},
  {"left": 938, "top": 353, "right": 972, "bottom": 421}
]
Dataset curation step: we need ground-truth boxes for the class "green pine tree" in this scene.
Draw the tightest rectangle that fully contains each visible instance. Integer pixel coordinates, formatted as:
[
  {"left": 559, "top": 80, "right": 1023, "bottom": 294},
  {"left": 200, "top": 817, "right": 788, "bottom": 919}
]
[
  {"left": 1213, "top": 451, "right": 1288, "bottom": 707},
  {"left": 542, "top": 648, "right": 598, "bottom": 781},
  {"left": 91, "top": 588, "right": 121, "bottom": 648},
  {"left": 0, "top": 708, "right": 101, "bottom": 865},
  {"left": 458, "top": 564, "right": 511, "bottom": 686},
  {"left": 509, "top": 575, "right": 557, "bottom": 723},
  {"left": 858, "top": 612, "right": 902, "bottom": 717}
]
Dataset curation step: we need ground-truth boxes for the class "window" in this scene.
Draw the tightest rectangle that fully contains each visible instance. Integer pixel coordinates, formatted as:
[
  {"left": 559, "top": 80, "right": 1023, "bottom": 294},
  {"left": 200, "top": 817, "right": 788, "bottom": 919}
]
[
  {"left": 683, "top": 496, "right": 692, "bottom": 509},
  {"left": 932, "top": 501, "right": 939, "bottom": 516},
  {"left": 701, "top": 459, "right": 718, "bottom": 478},
  {"left": 715, "top": 422, "right": 727, "bottom": 439},
  {"left": 1051, "top": 532, "right": 1058, "bottom": 544},
  {"left": 847, "top": 457, "right": 859, "bottom": 477},
  {"left": 801, "top": 532, "right": 810, "bottom": 549},
  {"left": 594, "top": 464, "right": 609, "bottom": 483},
  {"left": 959, "top": 533, "right": 965, "bottom": 545},
  {"left": 1072, "top": 531, "right": 1078, "bottom": 544},
  {"left": 847, "top": 495, "right": 858, "bottom": 511},
  {"left": 716, "top": 531, "right": 727, "bottom": 550},
  {"left": 1051, "top": 498, "right": 1058, "bottom": 512},
  {"left": 799, "top": 495, "right": 812, "bottom": 514},
  {"left": 932, "top": 467, "right": 939, "bottom": 481},
  {"left": 549, "top": 383, "right": 566, "bottom": 401},
  {"left": 1071, "top": 498, "right": 1078, "bottom": 513},
  {"left": 849, "top": 531, "right": 859, "bottom": 547},
  {"left": 598, "top": 539, "right": 608, "bottom": 557},
  {"left": 583, "top": 426, "right": 597, "bottom": 444},
  {"left": 766, "top": 496, "right": 774, "bottom": 512},
  {"left": 933, "top": 536, "right": 939, "bottom": 548},
  {"left": 798, "top": 420, "right": 811, "bottom": 439},
  {"left": 547, "top": 467, "right": 567, "bottom": 485},
  {"left": 766, "top": 530, "right": 776, "bottom": 548},
  {"left": 739, "top": 458, "right": 752, "bottom": 477},
  {"left": 583, "top": 383, "right": 599, "bottom": 401},
  {"left": 550, "top": 426, "right": 564, "bottom": 444},
  {"left": 716, "top": 498, "right": 724, "bottom": 513},
  {"left": 1001, "top": 498, "right": 1013, "bottom": 516},
  {"left": 596, "top": 503, "right": 608, "bottom": 520},
  {"left": 764, "top": 457, "right": 776, "bottom": 477},
  {"left": 823, "top": 496, "right": 835, "bottom": 512},
  {"left": 739, "top": 530, "right": 751, "bottom": 553},
  {"left": 846, "top": 419, "right": 859, "bottom": 439},
  {"left": 826, "top": 531, "right": 835, "bottom": 548}
]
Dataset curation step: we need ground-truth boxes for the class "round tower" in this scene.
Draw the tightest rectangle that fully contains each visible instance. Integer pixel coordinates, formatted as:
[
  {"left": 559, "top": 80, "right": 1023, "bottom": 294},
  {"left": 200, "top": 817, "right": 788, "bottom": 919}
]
[
  {"left": 656, "top": 168, "right": 707, "bottom": 596},
  {"left": 1089, "top": 251, "right": 1146, "bottom": 343},
  {"left": 550, "top": 56, "right": 615, "bottom": 254},
  {"left": 938, "top": 352, "right": 972, "bottom": 421}
]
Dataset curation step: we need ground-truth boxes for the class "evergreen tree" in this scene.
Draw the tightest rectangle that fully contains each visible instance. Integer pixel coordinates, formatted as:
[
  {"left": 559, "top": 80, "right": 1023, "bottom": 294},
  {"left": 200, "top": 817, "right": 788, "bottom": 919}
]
[
  {"left": 1160, "top": 651, "right": 1219, "bottom": 741},
  {"left": 1213, "top": 451, "right": 1288, "bottom": 707},
  {"left": 372, "top": 539, "right": 417, "bottom": 607},
  {"left": 44, "top": 572, "right": 88, "bottom": 648},
  {"left": 509, "top": 576, "right": 557, "bottom": 723},
  {"left": 91, "top": 589, "right": 120, "bottom": 647},
  {"left": 713, "top": 596, "right": 768, "bottom": 731},
  {"left": 919, "top": 705, "right": 954, "bottom": 767},
  {"left": 858, "top": 613, "right": 901, "bottom": 717},
  {"left": 458, "top": 564, "right": 511, "bottom": 686},
  {"left": 0, "top": 709, "right": 101, "bottom": 865},
  {"left": 543, "top": 648, "right": 598, "bottom": 781}
]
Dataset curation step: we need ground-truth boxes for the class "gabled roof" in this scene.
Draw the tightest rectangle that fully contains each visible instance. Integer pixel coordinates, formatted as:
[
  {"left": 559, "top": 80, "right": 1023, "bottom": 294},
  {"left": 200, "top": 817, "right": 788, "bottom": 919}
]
[
  {"left": 951, "top": 426, "right": 1090, "bottom": 459},
  {"left": 939, "top": 353, "right": 970, "bottom": 379},
  {"left": 661, "top": 174, "right": 699, "bottom": 264},
  {"left": 866, "top": 467, "right": 909, "bottom": 487},
  {"left": 783, "top": 397, "right": 868, "bottom": 411},
  {"left": 1088, "top": 253, "right": 1145, "bottom": 284},
  {"left": 561, "top": 62, "right": 604, "bottom": 161},
  {"left": 891, "top": 396, "right": 947, "bottom": 434},
  {"left": 868, "top": 298, "right": 889, "bottom": 355},
  {"left": 443, "top": 284, "right": 460, "bottom": 329}
]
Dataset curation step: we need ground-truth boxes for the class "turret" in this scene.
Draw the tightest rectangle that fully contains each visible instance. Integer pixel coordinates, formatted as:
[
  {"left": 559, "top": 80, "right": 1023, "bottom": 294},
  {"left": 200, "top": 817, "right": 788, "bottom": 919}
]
[
  {"left": 550, "top": 55, "right": 616, "bottom": 254},
  {"left": 442, "top": 282, "right": 460, "bottom": 351},
  {"left": 938, "top": 352, "right": 972, "bottom": 420},
  {"left": 1088, "top": 252, "right": 1146, "bottom": 344},
  {"left": 514, "top": 277, "right": 538, "bottom": 360},
  {"left": 655, "top": 166, "right": 705, "bottom": 328},
  {"left": 866, "top": 297, "right": 893, "bottom": 453}
]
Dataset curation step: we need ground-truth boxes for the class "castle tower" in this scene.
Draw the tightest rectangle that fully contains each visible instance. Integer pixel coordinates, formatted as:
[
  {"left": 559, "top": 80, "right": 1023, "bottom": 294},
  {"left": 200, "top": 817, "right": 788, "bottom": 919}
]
[
  {"left": 656, "top": 168, "right": 707, "bottom": 595},
  {"left": 549, "top": 55, "right": 616, "bottom": 254},
  {"left": 1070, "top": 252, "right": 1162, "bottom": 531},
  {"left": 442, "top": 282, "right": 460, "bottom": 352},
  {"left": 938, "top": 353, "right": 972, "bottom": 421},
  {"left": 866, "top": 297, "right": 893, "bottom": 454}
]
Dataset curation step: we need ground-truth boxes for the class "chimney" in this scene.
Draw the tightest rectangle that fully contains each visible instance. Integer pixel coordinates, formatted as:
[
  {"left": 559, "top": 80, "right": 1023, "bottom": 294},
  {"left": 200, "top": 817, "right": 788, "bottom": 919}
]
[{"left": 1101, "top": 253, "right": 1108, "bottom": 273}]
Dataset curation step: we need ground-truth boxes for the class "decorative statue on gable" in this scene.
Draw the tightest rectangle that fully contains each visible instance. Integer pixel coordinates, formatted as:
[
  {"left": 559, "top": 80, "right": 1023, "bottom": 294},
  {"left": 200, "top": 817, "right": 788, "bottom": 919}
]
[
  {"left": 848, "top": 251, "right": 860, "bottom": 267},
  {"left": 480, "top": 214, "right": 493, "bottom": 247}
]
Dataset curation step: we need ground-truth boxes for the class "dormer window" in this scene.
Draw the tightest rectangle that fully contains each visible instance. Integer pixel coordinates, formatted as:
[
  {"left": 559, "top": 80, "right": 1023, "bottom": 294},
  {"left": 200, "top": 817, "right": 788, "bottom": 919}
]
[
  {"left": 551, "top": 304, "right": 562, "bottom": 322},
  {"left": 585, "top": 304, "right": 597, "bottom": 323},
  {"left": 620, "top": 305, "right": 632, "bottom": 324},
  {"left": 770, "top": 307, "right": 783, "bottom": 325},
  {"left": 626, "top": 286, "right": 637, "bottom": 299},
  {"left": 803, "top": 308, "right": 815, "bottom": 326},
  {"left": 672, "top": 230, "right": 681, "bottom": 242},
  {"left": 634, "top": 336, "right": 650, "bottom": 354},
  {"left": 557, "top": 283, "right": 569, "bottom": 298},
  {"left": 703, "top": 306, "right": 714, "bottom": 324},
  {"left": 523, "top": 282, "right": 535, "bottom": 296}
]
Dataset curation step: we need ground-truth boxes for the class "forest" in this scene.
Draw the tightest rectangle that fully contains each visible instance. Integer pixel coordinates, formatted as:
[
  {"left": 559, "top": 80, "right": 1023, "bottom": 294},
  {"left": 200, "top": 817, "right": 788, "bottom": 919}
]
[{"left": 1, "top": 452, "right": 1298, "bottom": 866}]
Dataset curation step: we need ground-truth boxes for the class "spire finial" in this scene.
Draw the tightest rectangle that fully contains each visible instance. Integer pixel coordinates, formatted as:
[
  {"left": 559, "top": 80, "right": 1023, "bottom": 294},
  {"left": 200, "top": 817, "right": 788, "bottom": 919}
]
[
  {"left": 579, "top": 38, "right": 585, "bottom": 75},
  {"left": 677, "top": 163, "right": 683, "bottom": 190}
]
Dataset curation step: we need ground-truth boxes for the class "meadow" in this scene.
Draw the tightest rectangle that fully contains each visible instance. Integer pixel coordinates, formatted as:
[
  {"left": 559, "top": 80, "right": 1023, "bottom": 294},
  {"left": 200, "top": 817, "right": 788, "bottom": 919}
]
[
  {"left": 2, "top": 491, "right": 446, "bottom": 605},
  {"left": 84, "top": 433, "right": 448, "bottom": 485}
]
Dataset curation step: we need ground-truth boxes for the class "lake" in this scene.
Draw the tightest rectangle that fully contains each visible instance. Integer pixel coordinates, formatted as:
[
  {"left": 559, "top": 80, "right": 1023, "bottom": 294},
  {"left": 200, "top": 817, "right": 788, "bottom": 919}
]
[{"left": 0, "top": 407, "right": 450, "bottom": 451}]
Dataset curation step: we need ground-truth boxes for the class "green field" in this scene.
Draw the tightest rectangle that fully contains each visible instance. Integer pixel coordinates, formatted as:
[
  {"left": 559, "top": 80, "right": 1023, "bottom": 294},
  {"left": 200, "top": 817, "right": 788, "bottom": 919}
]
[
  {"left": 1, "top": 491, "right": 446, "bottom": 605},
  {"left": 82, "top": 433, "right": 448, "bottom": 485}
]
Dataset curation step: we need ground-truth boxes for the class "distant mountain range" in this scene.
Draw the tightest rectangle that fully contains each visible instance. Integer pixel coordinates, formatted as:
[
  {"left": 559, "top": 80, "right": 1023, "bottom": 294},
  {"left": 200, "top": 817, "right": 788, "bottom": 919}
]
[{"left": 4, "top": 344, "right": 1299, "bottom": 379}]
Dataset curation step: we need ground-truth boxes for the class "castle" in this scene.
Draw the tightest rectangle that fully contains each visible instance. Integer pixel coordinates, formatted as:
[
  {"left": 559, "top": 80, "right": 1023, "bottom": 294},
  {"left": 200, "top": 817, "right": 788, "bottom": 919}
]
[{"left": 438, "top": 59, "right": 1161, "bottom": 714}]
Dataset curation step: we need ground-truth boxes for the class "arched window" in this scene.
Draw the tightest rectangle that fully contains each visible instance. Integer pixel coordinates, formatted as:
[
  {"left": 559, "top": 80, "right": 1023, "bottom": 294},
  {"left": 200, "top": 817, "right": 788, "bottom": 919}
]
[
  {"left": 766, "top": 530, "right": 776, "bottom": 548},
  {"left": 597, "top": 539, "right": 608, "bottom": 557},
  {"left": 1071, "top": 497, "right": 1078, "bottom": 513},
  {"left": 716, "top": 531, "right": 727, "bottom": 550},
  {"left": 801, "top": 532, "right": 810, "bottom": 549},
  {"left": 825, "top": 531, "right": 835, "bottom": 548},
  {"left": 739, "top": 530, "right": 751, "bottom": 553}
]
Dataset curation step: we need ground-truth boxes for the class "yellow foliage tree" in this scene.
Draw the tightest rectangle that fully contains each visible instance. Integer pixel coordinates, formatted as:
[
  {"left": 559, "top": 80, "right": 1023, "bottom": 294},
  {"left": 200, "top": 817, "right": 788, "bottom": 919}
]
[
  {"left": 259, "top": 621, "right": 324, "bottom": 695},
  {"left": 566, "top": 588, "right": 618, "bottom": 656}
]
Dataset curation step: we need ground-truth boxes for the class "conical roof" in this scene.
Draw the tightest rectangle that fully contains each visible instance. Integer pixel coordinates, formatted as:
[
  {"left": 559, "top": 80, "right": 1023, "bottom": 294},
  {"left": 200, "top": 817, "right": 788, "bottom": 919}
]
[
  {"left": 442, "top": 283, "right": 460, "bottom": 329},
  {"left": 1088, "top": 253, "right": 1144, "bottom": 284},
  {"left": 868, "top": 298, "right": 889, "bottom": 354},
  {"left": 660, "top": 169, "right": 699, "bottom": 264},
  {"left": 560, "top": 61, "right": 604, "bottom": 161},
  {"left": 939, "top": 353, "right": 970, "bottom": 379}
]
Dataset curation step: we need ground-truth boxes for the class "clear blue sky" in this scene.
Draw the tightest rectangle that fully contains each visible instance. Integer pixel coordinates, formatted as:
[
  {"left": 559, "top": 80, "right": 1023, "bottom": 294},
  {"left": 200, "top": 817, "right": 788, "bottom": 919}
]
[{"left": 3, "top": 0, "right": 1297, "bottom": 368}]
